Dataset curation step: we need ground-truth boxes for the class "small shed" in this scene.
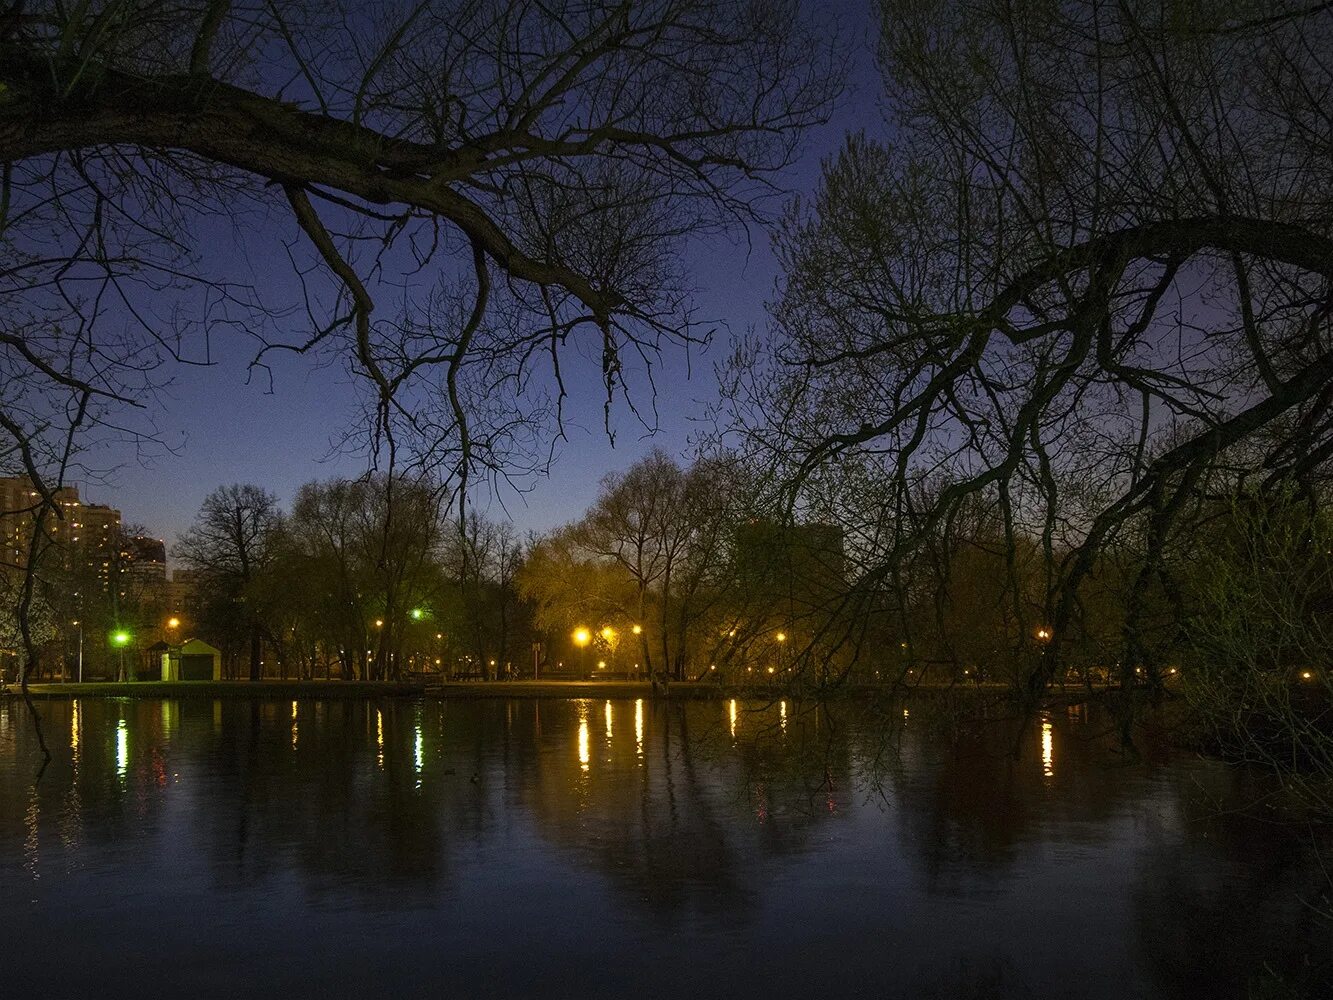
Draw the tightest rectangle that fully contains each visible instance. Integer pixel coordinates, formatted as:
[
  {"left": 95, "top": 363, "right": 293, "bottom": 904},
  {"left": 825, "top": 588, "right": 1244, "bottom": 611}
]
[{"left": 160, "top": 638, "right": 223, "bottom": 681}]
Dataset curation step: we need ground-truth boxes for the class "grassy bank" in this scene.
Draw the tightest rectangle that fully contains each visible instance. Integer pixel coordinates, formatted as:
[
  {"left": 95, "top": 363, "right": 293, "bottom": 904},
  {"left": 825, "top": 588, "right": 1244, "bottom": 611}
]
[
  {"left": 9, "top": 680, "right": 430, "bottom": 700},
  {"left": 6, "top": 678, "right": 1081, "bottom": 702}
]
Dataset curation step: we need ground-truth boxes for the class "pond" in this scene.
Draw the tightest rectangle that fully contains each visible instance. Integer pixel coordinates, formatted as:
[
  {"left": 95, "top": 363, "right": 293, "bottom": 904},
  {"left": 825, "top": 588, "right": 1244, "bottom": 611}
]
[{"left": 1, "top": 696, "right": 1329, "bottom": 998}]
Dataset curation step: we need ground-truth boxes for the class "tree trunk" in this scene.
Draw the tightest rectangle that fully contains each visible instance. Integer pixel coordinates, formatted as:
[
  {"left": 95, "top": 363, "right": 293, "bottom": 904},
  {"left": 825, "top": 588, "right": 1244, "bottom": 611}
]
[{"left": 249, "top": 625, "right": 262, "bottom": 681}]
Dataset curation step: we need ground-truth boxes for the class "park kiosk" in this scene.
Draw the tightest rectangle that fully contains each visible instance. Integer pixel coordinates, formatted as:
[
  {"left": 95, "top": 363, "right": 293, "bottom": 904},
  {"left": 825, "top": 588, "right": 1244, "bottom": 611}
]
[{"left": 159, "top": 638, "right": 223, "bottom": 681}]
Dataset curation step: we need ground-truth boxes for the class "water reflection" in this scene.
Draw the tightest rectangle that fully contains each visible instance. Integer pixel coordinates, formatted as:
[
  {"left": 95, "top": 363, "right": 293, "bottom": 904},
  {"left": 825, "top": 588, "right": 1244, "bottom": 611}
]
[
  {"left": 1041, "top": 718, "right": 1054, "bottom": 779},
  {"left": 115, "top": 718, "right": 128, "bottom": 779},
  {"left": 376, "top": 708, "right": 384, "bottom": 770},
  {"left": 0, "top": 696, "right": 1328, "bottom": 999},
  {"left": 577, "top": 706, "right": 590, "bottom": 772}
]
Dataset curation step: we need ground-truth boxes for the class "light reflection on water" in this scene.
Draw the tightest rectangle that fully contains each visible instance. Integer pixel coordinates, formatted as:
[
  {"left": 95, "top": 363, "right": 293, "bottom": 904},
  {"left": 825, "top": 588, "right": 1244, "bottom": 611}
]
[
  {"left": 1042, "top": 718, "right": 1054, "bottom": 779},
  {"left": 0, "top": 696, "right": 1327, "bottom": 1000},
  {"left": 577, "top": 701, "right": 590, "bottom": 772},
  {"left": 115, "top": 718, "right": 128, "bottom": 779}
]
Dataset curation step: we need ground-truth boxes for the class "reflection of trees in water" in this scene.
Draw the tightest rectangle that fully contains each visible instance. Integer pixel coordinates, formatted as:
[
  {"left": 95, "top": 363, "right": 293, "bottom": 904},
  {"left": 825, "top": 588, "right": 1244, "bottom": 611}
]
[
  {"left": 886, "top": 702, "right": 1187, "bottom": 892},
  {"left": 4, "top": 697, "right": 849, "bottom": 915},
  {"left": 5, "top": 694, "right": 1330, "bottom": 993},
  {"left": 490, "top": 699, "right": 842, "bottom": 918},
  {"left": 198, "top": 699, "right": 457, "bottom": 899}
]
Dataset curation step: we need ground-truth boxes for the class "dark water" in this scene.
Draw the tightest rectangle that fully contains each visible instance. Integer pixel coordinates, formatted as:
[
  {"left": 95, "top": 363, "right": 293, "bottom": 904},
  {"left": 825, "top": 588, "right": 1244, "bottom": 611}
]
[{"left": 1, "top": 696, "right": 1328, "bottom": 999}]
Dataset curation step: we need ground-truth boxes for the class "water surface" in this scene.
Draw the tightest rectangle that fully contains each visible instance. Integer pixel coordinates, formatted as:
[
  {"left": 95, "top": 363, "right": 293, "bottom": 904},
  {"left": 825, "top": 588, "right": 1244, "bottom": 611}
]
[{"left": 1, "top": 696, "right": 1327, "bottom": 998}]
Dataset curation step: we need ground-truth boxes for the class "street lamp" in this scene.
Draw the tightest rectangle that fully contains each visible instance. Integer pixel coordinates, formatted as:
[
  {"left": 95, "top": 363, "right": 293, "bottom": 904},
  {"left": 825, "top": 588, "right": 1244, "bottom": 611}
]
[
  {"left": 573, "top": 627, "right": 591, "bottom": 675},
  {"left": 71, "top": 619, "right": 83, "bottom": 683},
  {"left": 109, "top": 628, "right": 132, "bottom": 682}
]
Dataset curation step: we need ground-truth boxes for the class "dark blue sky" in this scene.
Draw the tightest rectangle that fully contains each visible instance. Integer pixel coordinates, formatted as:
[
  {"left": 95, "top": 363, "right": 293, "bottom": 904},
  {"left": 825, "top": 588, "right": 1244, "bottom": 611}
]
[{"left": 89, "top": 2, "right": 882, "bottom": 551}]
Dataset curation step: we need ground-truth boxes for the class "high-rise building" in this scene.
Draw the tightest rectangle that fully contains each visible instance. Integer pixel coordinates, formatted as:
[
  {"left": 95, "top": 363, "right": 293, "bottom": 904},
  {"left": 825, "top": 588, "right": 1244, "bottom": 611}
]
[
  {"left": 0, "top": 477, "right": 130, "bottom": 596},
  {"left": 119, "top": 534, "right": 168, "bottom": 598},
  {"left": 165, "top": 568, "right": 204, "bottom": 617},
  {"left": 79, "top": 503, "right": 123, "bottom": 592},
  {"left": 0, "top": 475, "right": 86, "bottom": 575}
]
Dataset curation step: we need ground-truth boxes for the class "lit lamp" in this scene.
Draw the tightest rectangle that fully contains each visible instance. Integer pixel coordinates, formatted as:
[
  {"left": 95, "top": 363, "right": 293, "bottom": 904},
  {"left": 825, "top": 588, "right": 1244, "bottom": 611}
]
[
  {"left": 572, "top": 627, "right": 591, "bottom": 674},
  {"left": 109, "top": 628, "right": 132, "bottom": 682}
]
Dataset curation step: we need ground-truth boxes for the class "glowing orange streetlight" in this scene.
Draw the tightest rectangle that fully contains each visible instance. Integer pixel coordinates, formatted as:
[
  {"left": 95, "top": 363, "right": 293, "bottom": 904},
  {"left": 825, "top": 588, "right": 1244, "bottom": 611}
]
[
  {"left": 573, "top": 627, "right": 591, "bottom": 674},
  {"left": 1035, "top": 627, "right": 1052, "bottom": 641},
  {"left": 166, "top": 616, "right": 181, "bottom": 630}
]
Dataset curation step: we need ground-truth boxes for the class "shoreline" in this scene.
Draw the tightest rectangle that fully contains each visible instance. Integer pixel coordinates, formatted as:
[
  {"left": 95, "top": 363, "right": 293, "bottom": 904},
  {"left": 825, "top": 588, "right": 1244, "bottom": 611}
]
[{"left": 4, "top": 678, "right": 1089, "bottom": 702}]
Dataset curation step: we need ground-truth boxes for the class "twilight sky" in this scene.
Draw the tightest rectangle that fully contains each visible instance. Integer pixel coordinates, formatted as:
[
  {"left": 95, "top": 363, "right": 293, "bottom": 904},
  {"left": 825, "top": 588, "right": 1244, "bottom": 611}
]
[{"left": 85, "top": 1, "right": 882, "bottom": 551}]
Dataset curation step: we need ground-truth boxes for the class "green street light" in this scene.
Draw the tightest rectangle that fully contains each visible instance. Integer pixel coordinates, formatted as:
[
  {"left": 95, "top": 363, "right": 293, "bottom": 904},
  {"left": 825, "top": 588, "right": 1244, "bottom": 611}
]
[
  {"left": 109, "top": 629, "right": 132, "bottom": 647},
  {"left": 410, "top": 607, "right": 426, "bottom": 621}
]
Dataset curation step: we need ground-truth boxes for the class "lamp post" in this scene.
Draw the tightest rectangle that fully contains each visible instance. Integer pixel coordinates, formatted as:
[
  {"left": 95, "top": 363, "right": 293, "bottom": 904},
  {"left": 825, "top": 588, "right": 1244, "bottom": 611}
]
[
  {"left": 572, "top": 627, "right": 591, "bottom": 676},
  {"left": 109, "top": 628, "right": 132, "bottom": 681},
  {"left": 71, "top": 619, "right": 83, "bottom": 683}
]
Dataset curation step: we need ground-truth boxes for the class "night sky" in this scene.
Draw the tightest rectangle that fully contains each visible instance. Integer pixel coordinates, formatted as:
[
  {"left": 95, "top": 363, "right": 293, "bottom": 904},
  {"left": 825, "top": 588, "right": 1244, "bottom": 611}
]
[{"left": 89, "top": 1, "right": 881, "bottom": 552}]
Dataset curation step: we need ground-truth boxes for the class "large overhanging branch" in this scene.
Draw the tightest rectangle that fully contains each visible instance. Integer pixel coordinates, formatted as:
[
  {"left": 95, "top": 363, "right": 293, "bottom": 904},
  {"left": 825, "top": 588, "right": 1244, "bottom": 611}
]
[
  {"left": 792, "top": 217, "right": 1333, "bottom": 478},
  {"left": 1, "top": 51, "right": 622, "bottom": 320}
]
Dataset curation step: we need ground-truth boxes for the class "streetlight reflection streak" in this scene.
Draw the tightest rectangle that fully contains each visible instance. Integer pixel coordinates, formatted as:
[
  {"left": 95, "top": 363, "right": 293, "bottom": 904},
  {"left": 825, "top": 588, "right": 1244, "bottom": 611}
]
[{"left": 1042, "top": 719, "right": 1054, "bottom": 778}]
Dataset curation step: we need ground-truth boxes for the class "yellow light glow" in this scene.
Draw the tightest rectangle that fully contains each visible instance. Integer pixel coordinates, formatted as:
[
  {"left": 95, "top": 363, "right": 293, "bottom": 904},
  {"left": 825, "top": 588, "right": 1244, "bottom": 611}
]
[
  {"left": 578, "top": 718, "right": 590, "bottom": 771},
  {"left": 631, "top": 624, "right": 642, "bottom": 635},
  {"left": 374, "top": 619, "right": 384, "bottom": 628},
  {"left": 376, "top": 710, "right": 384, "bottom": 770},
  {"left": 635, "top": 699, "right": 644, "bottom": 756},
  {"left": 1041, "top": 719, "right": 1054, "bottom": 778},
  {"left": 729, "top": 699, "right": 738, "bottom": 738},
  {"left": 597, "top": 660, "right": 606, "bottom": 669},
  {"left": 605, "top": 700, "right": 613, "bottom": 740},
  {"left": 166, "top": 617, "right": 180, "bottom": 629},
  {"left": 600, "top": 626, "right": 615, "bottom": 641},
  {"left": 1301, "top": 670, "right": 1314, "bottom": 680},
  {"left": 775, "top": 631, "right": 786, "bottom": 643},
  {"left": 572, "top": 627, "right": 591, "bottom": 647},
  {"left": 780, "top": 700, "right": 787, "bottom": 733},
  {"left": 1036, "top": 627, "right": 1052, "bottom": 641}
]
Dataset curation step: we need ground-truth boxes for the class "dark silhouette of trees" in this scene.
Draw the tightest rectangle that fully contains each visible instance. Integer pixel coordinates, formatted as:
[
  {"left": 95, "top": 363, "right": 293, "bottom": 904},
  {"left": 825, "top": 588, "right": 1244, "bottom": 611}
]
[
  {"left": 173, "top": 484, "right": 282, "bottom": 680},
  {"left": 0, "top": 0, "right": 842, "bottom": 503},
  {"left": 729, "top": 0, "right": 1333, "bottom": 708}
]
